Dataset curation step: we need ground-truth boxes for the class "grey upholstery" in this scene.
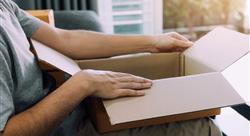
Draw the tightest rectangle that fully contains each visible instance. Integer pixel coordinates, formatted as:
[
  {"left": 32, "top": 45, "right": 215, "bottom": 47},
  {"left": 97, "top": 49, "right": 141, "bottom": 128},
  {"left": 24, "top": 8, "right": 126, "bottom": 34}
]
[
  {"left": 13, "top": 0, "right": 88, "bottom": 10},
  {"left": 54, "top": 11, "right": 103, "bottom": 31},
  {"left": 14, "top": 0, "right": 36, "bottom": 10},
  {"left": 13, "top": 0, "right": 103, "bottom": 31}
]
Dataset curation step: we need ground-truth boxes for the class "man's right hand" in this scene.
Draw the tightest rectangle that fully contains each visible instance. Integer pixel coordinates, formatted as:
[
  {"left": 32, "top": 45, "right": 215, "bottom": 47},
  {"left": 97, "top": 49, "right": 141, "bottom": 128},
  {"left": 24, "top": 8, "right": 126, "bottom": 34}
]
[
  {"left": 1, "top": 70, "right": 152, "bottom": 136},
  {"left": 71, "top": 70, "right": 153, "bottom": 99}
]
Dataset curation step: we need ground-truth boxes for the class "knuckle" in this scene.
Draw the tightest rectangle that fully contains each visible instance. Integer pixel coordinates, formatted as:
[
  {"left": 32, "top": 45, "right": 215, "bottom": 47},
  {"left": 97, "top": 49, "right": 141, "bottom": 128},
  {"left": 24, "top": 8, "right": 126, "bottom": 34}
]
[
  {"left": 132, "top": 83, "right": 139, "bottom": 88},
  {"left": 170, "top": 32, "right": 178, "bottom": 36},
  {"left": 121, "top": 90, "right": 130, "bottom": 96},
  {"left": 128, "top": 77, "right": 135, "bottom": 82},
  {"left": 127, "top": 74, "right": 135, "bottom": 77},
  {"left": 117, "top": 72, "right": 128, "bottom": 77},
  {"left": 140, "top": 83, "right": 145, "bottom": 88},
  {"left": 128, "top": 90, "right": 136, "bottom": 95},
  {"left": 172, "top": 38, "right": 177, "bottom": 44},
  {"left": 112, "top": 84, "right": 118, "bottom": 90},
  {"left": 168, "top": 38, "right": 176, "bottom": 45},
  {"left": 110, "top": 79, "right": 117, "bottom": 84},
  {"left": 108, "top": 80, "right": 119, "bottom": 88},
  {"left": 107, "top": 72, "right": 115, "bottom": 77},
  {"left": 134, "top": 91, "right": 140, "bottom": 95}
]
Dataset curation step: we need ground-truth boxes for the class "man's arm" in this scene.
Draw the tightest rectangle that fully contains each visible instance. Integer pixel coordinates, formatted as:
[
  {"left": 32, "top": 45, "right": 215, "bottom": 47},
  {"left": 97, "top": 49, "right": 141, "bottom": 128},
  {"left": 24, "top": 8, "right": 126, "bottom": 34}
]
[
  {"left": 1, "top": 70, "right": 152, "bottom": 136},
  {"left": 32, "top": 23, "right": 192, "bottom": 60},
  {"left": 0, "top": 73, "right": 90, "bottom": 136}
]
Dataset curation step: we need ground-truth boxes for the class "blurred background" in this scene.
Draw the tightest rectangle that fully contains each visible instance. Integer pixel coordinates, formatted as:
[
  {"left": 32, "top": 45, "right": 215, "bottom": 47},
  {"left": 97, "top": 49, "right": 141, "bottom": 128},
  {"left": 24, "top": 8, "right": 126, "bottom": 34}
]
[
  {"left": 95, "top": 0, "right": 249, "bottom": 40},
  {"left": 14, "top": 0, "right": 250, "bottom": 40},
  {"left": 163, "top": 0, "right": 249, "bottom": 40},
  {"left": 12, "top": 1, "right": 250, "bottom": 136}
]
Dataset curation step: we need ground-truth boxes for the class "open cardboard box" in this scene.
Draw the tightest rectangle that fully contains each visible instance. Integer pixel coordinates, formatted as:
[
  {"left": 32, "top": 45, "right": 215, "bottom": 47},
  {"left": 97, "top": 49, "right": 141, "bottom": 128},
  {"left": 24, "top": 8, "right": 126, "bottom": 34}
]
[{"left": 31, "top": 27, "right": 249, "bottom": 133}]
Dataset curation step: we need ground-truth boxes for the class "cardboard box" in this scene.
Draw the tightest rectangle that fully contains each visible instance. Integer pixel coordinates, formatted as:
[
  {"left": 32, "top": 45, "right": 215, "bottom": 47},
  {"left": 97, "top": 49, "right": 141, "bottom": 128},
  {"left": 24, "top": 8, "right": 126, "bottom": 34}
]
[{"left": 31, "top": 27, "right": 248, "bottom": 133}]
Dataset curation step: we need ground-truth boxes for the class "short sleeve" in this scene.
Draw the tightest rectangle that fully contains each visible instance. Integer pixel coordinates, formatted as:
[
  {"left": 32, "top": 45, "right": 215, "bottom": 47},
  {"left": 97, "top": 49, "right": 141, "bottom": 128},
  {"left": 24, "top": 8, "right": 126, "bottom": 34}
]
[
  {"left": 7, "top": 0, "right": 43, "bottom": 38},
  {"left": 0, "top": 49, "right": 15, "bottom": 132}
]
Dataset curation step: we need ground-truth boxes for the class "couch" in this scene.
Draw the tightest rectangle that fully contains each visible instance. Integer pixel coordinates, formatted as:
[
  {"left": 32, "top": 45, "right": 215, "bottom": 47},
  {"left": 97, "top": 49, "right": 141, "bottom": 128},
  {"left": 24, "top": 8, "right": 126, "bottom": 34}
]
[{"left": 13, "top": 0, "right": 103, "bottom": 32}]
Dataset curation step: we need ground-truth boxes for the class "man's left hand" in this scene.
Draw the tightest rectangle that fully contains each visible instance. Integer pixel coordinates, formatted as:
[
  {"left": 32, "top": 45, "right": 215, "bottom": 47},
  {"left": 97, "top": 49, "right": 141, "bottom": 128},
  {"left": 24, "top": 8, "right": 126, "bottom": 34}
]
[{"left": 150, "top": 32, "right": 193, "bottom": 53}]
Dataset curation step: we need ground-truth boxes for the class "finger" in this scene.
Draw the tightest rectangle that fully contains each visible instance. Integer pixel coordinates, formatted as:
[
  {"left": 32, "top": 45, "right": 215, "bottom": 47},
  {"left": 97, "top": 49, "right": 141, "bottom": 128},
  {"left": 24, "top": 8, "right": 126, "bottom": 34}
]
[
  {"left": 119, "top": 82, "right": 152, "bottom": 90},
  {"left": 172, "top": 32, "right": 189, "bottom": 42},
  {"left": 172, "top": 39, "right": 193, "bottom": 48},
  {"left": 106, "top": 71, "right": 128, "bottom": 78},
  {"left": 116, "top": 76, "right": 152, "bottom": 83},
  {"left": 174, "top": 47, "right": 186, "bottom": 52},
  {"left": 114, "top": 72, "right": 132, "bottom": 77},
  {"left": 119, "top": 89, "right": 146, "bottom": 97}
]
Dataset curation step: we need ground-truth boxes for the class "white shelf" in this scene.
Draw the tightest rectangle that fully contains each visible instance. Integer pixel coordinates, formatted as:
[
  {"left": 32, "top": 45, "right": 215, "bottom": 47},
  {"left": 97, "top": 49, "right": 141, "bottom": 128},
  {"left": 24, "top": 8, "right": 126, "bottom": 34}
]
[
  {"left": 112, "top": 1, "right": 142, "bottom": 6},
  {"left": 113, "top": 20, "right": 143, "bottom": 25},
  {"left": 112, "top": 10, "right": 143, "bottom": 16}
]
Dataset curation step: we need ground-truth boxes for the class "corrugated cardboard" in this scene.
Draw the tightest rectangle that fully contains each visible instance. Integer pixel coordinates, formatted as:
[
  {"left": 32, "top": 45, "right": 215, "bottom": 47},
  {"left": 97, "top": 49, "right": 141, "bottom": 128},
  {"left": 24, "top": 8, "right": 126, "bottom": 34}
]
[{"left": 31, "top": 27, "right": 248, "bottom": 133}]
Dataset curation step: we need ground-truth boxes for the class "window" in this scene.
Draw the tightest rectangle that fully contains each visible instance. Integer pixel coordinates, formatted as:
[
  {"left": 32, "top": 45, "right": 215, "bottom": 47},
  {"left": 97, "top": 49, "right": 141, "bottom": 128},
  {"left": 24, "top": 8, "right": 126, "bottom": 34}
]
[
  {"left": 95, "top": 0, "right": 163, "bottom": 34},
  {"left": 112, "top": 0, "right": 144, "bottom": 34}
]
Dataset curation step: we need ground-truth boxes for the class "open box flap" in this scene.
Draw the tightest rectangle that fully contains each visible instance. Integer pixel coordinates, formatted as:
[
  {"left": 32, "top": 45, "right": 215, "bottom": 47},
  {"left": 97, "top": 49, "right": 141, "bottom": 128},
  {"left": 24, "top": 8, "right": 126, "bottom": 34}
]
[
  {"left": 32, "top": 40, "right": 81, "bottom": 75},
  {"left": 103, "top": 72, "right": 245, "bottom": 125},
  {"left": 183, "top": 27, "right": 249, "bottom": 75},
  {"left": 222, "top": 52, "right": 250, "bottom": 102}
]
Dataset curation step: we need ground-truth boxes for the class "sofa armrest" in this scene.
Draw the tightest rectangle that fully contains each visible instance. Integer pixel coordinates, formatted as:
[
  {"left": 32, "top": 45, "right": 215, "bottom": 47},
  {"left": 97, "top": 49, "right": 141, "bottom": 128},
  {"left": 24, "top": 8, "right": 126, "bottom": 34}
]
[
  {"left": 26, "top": 10, "right": 55, "bottom": 25},
  {"left": 54, "top": 11, "right": 103, "bottom": 32}
]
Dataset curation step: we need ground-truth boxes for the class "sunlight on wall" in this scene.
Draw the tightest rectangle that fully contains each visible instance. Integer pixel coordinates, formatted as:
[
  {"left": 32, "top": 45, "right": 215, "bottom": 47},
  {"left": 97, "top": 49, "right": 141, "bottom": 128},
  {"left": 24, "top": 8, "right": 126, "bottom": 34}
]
[
  {"left": 247, "top": 0, "right": 250, "bottom": 15},
  {"left": 246, "top": 0, "right": 250, "bottom": 28}
]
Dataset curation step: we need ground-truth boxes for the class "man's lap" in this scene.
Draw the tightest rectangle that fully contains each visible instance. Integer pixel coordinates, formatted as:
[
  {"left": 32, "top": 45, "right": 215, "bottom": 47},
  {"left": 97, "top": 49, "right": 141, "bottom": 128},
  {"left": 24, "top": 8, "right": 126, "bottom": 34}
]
[{"left": 77, "top": 118, "right": 222, "bottom": 136}]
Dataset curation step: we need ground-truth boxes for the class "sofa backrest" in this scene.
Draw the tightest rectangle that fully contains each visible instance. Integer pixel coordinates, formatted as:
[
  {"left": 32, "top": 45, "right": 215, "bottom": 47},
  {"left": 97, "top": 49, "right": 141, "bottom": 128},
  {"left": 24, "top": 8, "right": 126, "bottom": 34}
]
[{"left": 13, "top": 0, "right": 89, "bottom": 10}]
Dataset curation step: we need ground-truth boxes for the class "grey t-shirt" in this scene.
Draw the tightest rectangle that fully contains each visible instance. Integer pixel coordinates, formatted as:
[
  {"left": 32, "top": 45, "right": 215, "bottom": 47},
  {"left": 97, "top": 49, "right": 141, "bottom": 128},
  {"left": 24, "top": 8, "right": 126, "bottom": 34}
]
[
  {"left": 0, "top": 0, "right": 44, "bottom": 131},
  {"left": 0, "top": 1, "right": 83, "bottom": 135}
]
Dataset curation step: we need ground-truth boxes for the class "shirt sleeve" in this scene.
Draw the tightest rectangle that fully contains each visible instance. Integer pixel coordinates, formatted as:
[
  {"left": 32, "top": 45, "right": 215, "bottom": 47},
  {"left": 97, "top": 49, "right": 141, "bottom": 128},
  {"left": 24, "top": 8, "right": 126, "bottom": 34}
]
[
  {"left": 0, "top": 50, "right": 15, "bottom": 132},
  {"left": 7, "top": 0, "right": 43, "bottom": 38}
]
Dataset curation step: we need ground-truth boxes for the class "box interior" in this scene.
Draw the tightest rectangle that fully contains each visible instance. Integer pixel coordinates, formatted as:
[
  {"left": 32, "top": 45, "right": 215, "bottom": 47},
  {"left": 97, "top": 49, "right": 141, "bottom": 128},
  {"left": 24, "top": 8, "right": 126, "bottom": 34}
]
[{"left": 77, "top": 53, "right": 181, "bottom": 80}]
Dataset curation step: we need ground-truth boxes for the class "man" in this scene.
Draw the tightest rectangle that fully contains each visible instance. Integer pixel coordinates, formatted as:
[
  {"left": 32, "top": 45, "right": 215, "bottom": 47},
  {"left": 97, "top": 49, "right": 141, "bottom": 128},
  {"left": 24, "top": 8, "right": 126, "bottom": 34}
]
[{"left": 0, "top": 0, "right": 222, "bottom": 136}]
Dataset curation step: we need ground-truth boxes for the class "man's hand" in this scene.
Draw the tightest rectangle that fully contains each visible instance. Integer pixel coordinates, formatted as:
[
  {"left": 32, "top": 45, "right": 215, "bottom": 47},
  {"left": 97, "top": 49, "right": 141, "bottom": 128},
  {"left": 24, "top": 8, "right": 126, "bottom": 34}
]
[
  {"left": 73, "top": 70, "right": 153, "bottom": 99},
  {"left": 2, "top": 69, "right": 151, "bottom": 136},
  {"left": 150, "top": 32, "right": 193, "bottom": 53}
]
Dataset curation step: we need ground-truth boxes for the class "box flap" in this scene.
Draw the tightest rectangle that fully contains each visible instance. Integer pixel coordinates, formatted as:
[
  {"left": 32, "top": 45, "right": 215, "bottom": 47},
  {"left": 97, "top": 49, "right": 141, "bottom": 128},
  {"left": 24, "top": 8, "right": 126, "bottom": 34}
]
[
  {"left": 183, "top": 27, "right": 249, "bottom": 75},
  {"left": 222, "top": 53, "right": 250, "bottom": 102},
  {"left": 32, "top": 40, "right": 81, "bottom": 75},
  {"left": 103, "top": 72, "right": 245, "bottom": 125}
]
